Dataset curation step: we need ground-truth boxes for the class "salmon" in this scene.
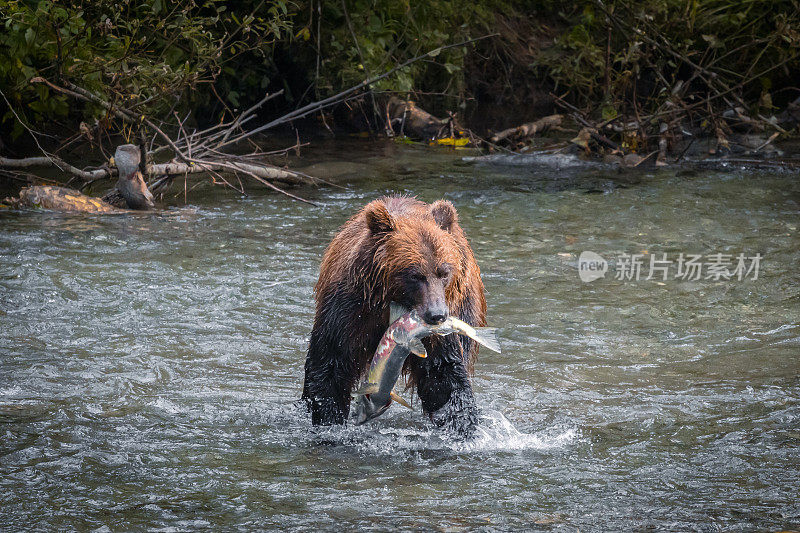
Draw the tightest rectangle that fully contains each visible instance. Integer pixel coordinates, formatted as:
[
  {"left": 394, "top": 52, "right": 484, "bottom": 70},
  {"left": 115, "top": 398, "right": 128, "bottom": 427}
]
[{"left": 353, "top": 303, "right": 500, "bottom": 424}]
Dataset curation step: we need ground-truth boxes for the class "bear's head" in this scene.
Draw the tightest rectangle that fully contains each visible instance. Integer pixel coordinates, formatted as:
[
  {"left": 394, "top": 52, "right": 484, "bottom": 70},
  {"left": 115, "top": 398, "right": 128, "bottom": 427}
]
[{"left": 365, "top": 199, "right": 464, "bottom": 325}]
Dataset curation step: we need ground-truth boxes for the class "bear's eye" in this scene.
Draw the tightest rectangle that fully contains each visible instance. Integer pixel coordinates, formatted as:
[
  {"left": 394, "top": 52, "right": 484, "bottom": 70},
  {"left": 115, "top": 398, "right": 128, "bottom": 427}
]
[
  {"left": 436, "top": 265, "right": 452, "bottom": 279},
  {"left": 410, "top": 273, "right": 426, "bottom": 283}
]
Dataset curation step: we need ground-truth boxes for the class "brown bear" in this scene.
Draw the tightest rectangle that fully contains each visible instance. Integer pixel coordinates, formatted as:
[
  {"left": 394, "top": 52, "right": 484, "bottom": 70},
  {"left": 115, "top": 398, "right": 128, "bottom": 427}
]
[{"left": 302, "top": 195, "right": 487, "bottom": 436}]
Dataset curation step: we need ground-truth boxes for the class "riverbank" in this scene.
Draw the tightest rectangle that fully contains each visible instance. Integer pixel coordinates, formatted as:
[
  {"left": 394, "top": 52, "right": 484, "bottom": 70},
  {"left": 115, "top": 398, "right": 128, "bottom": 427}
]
[{"left": 2, "top": 2, "right": 798, "bottom": 178}]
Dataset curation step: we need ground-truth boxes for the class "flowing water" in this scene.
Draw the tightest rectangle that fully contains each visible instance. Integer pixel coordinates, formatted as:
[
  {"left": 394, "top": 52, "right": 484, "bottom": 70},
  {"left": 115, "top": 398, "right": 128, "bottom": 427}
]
[{"left": 1, "top": 140, "right": 799, "bottom": 531}]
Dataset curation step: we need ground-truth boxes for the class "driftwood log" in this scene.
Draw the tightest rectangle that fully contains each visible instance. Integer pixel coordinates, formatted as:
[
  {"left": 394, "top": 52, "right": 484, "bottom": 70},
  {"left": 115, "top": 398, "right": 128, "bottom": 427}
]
[
  {"left": 490, "top": 114, "right": 563, "bottom": 143},
  {"left": 4, "top": 186, "right": 123, "bottom": 213}
]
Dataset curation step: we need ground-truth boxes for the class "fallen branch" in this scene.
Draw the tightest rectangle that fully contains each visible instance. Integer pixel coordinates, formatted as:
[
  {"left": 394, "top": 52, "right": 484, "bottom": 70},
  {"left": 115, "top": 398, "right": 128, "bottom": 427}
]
[
  {"left": 490, "top": 114, "right": 563, "bottom": 143},
  {"left": 0, "top": 154, "right": 310, "bottom": 185},
  {"left": 552, "top": 94, "right": 621, "bottom": 152},
  {"left": 17, "top": 79, "right": 319, "bottom": 204},
  {"left": 753, "top": 131, "right": 781, "bottom": 153},
  {"left": 0, "top": 155, "right": 111, "bottom": 181},
  {"left": 205, "top": 160, "right": 316, "bottom": 205},
  {"left": 10, "top": 36, "right": 497, "bottom": 205},
  {"left": 217, "top": 90, "right": 284, "bottom": 147},
  {"left": 147, "top": 160, "right": 311, "bottom": 185}
]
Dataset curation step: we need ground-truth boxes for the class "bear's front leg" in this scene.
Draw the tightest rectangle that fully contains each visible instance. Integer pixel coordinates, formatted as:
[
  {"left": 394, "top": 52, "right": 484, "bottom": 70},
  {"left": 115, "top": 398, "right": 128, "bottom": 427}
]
[
  {"left": 302, "top": 328, "right": 354, "bottom": 425},
  {"left": 413, "top": 335, "right": 479, "bottom": 437}
]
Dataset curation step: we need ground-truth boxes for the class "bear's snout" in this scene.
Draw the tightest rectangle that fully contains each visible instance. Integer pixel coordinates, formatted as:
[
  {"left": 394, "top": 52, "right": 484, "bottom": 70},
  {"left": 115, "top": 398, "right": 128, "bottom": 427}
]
[{"left": 423, "top": 307, "right": 448, "bottom": 325}]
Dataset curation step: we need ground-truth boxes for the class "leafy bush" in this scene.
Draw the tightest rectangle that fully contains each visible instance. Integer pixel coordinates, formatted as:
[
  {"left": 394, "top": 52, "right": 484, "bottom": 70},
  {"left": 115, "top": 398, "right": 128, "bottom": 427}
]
[
  {"left": 0, "top": 0, "right": 293, "bottom": 138},
  {"left": 534, "top": 0, "right": 800, "bottom": 118},
  {"left": 1, "top": 0, "right": 798, "bottom": 140}
]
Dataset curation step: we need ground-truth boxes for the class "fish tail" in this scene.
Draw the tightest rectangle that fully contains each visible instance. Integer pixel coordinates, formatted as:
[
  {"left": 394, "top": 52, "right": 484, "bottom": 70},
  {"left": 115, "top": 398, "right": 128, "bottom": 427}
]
[
  {"left": 390, "top": 302, "right": 410, "bottom": 323},
  {"left": 471, "top": 327, "right": 501, "bottom": 353}
]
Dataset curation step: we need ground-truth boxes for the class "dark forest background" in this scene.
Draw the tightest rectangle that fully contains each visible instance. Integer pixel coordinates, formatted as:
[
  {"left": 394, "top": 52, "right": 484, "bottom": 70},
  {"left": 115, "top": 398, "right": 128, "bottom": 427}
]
[{"left": 1, "top": 0, "right": 798, "bottom": 147}]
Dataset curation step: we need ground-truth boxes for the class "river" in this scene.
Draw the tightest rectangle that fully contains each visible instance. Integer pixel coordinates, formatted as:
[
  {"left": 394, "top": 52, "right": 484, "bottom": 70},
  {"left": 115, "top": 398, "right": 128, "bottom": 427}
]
[{"left": 1, "top": 140, "right": 799, "bottom": 531}]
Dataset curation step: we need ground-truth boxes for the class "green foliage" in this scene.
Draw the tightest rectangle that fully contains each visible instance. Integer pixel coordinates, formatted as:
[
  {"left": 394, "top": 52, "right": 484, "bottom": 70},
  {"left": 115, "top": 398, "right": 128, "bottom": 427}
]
[
  {"left": 534, "top": 0, "right": 800, "bottom": 117},
  {"left": 0, "top": 0, "right": 500, "bottom": 135},
  {"left": 0, "top": 0, "right": 294, "bottom": 137},
  {"left": 312, "top": 1, "right": 494, "bottom": 95},
  {"left": 1, "top": 0, "right": 798, "bottom": 139}
]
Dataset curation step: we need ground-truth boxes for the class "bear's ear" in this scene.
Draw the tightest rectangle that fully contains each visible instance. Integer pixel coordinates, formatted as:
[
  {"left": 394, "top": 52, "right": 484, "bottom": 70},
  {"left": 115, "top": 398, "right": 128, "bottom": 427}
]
[
  {"left": 365, "top": 201, "right": 395, "bottom": 234},
  {"left": 430, "top": 200, "right": 458, "bottom": 231}
]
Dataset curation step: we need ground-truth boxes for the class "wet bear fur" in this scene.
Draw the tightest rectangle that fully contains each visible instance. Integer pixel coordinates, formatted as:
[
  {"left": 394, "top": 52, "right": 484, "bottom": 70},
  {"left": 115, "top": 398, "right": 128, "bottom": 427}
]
[{"left": 301, "top": 195, "right": 487, "bottom": 436}]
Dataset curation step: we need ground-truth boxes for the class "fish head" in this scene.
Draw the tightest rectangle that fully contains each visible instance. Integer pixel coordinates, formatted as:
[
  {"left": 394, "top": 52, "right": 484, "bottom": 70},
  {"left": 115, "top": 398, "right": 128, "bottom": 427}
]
[
  {"left": 354, "top": 394, "right": 392, "bottom": 425},
  {"left": 429, "top": 320, "right": 458, "bottom": 337}
]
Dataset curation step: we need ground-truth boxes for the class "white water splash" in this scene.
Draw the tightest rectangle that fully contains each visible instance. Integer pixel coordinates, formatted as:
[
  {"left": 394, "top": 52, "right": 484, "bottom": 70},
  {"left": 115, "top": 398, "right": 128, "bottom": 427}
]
[
  {"left": 455, "top": 410, "right": 579, "bottom": 452},
  {"left": 311, "top": 409, "right": 580, "bottom": 456}
]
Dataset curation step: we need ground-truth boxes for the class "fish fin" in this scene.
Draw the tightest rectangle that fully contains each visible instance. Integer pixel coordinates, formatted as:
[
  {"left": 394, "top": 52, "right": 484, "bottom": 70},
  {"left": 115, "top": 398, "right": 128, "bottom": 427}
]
[
  {"left": 471, "top": 327, "right": 501, "bottom": 353},
  {"left": 389, "top": 302, "right": 410, "bottom": 323},
  {"left": 408, "top": 337, "right": 428, "bottom": 358},
  {"left": 353, "top": 382, "right": 379, "bottom": 397},
  {"left": 390, "top": 390, "right": 412, "bottom": 409}
]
